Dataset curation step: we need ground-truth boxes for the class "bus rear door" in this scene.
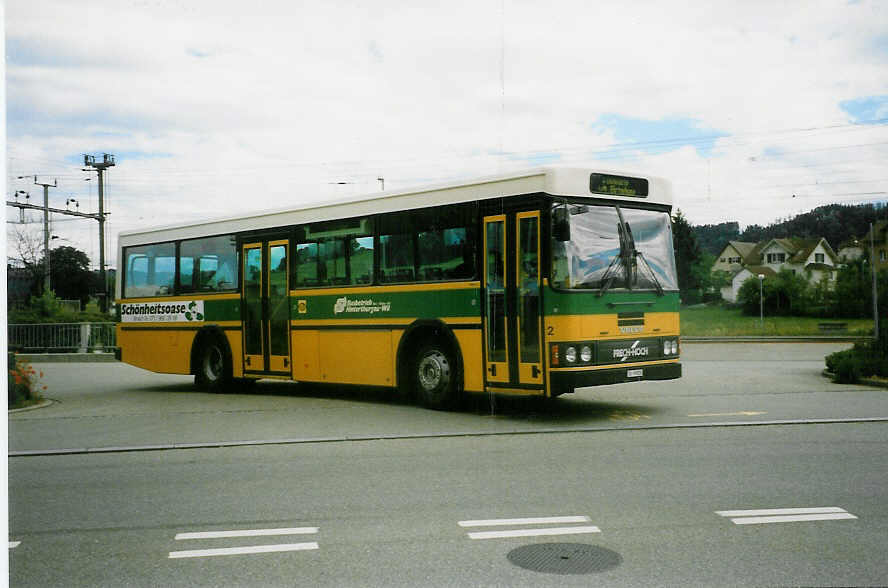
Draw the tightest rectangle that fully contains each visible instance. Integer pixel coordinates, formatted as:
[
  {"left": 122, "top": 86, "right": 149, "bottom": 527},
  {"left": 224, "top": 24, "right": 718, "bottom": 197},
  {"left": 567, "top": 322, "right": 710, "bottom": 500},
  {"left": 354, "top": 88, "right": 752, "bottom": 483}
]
[{"left": 241, "top": 238, "right": 291, "bottom": 376}]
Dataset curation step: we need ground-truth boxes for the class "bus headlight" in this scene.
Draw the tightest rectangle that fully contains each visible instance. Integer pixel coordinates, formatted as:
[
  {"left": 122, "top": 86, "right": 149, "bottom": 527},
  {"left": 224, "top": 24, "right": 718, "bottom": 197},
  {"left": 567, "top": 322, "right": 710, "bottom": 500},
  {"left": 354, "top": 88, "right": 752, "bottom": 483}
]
[
  {"left": 580, "top": 345, "right": 592, "bottom": 363},
  {"left": 565, "top": 346, "right": 577, "bottom": 363},
  {"left": 663, "top": 339, "right": 679, "bottom": 355}
]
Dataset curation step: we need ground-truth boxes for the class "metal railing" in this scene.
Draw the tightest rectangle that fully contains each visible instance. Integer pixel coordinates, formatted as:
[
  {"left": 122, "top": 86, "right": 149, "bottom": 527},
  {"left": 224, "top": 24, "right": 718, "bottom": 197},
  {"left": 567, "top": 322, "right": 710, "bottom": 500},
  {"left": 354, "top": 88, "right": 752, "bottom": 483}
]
[{"left": 8, "top": 323, "right": 117, "bottom": 353}]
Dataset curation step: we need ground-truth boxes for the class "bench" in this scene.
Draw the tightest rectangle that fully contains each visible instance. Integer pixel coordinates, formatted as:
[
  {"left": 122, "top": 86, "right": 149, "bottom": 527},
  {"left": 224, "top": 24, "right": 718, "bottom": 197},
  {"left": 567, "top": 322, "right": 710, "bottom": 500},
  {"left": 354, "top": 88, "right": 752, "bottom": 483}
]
[{"left": 818, "top": 322, "right": 848, "bottom": 332}]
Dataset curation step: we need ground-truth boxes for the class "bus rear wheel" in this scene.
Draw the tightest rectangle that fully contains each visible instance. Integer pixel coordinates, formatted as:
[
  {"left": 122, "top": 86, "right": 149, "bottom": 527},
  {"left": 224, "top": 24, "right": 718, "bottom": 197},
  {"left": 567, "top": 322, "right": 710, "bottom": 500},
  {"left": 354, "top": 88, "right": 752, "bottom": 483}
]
[
  {"left": 195, "top": 337, "right": 232, "bottom": 392},
  {"left": 413, "top": 343, "right": 456, "bottom": 410}
]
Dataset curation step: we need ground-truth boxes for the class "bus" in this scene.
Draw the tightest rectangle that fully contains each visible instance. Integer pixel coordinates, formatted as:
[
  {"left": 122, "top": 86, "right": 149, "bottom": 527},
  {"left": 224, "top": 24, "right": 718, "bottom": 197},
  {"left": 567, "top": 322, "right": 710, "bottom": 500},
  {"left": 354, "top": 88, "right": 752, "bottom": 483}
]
[{"left": 116, "top": 166, "right": 681, "bottom": 409}]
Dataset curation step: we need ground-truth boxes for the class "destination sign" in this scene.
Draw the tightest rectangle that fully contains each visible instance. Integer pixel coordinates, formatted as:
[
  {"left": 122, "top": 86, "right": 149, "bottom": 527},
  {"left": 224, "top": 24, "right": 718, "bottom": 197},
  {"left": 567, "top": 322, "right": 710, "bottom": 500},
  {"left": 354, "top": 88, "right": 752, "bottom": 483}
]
[{"left": 589, "top": 173, "right": 649, "bottom": 198}]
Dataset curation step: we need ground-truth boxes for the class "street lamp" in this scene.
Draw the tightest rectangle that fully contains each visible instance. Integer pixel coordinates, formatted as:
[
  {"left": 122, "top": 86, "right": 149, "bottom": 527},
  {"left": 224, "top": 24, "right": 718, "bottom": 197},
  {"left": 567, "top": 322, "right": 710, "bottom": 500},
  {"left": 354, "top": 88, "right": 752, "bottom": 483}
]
[{"left": 758, "top": 274, "right": 765, "bottom": 330}]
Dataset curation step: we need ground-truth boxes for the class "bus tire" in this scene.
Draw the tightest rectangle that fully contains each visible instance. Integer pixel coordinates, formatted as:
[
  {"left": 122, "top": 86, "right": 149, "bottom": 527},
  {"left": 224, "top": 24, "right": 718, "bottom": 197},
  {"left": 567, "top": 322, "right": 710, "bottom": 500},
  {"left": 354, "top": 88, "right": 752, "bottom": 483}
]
[
  {"left": 412, "top": 343, "right": 456, "bottom": 410},
  {"left": 195, "top": 336, "right": 232, "bottom": 392}
]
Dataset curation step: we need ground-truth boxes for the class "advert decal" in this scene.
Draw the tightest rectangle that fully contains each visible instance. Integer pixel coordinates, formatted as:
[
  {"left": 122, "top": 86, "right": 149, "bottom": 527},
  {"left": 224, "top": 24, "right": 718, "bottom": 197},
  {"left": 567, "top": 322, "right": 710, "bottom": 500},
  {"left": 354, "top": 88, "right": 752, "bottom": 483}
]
[
  {"left": 333, "top": 297, "right": 392, "bottom": 315},
  {"left": 121, "top": 300, "right": 205, "bottom": 323},
  {"left": 613, "top": 340, "right": 650, "bottom": 362}
]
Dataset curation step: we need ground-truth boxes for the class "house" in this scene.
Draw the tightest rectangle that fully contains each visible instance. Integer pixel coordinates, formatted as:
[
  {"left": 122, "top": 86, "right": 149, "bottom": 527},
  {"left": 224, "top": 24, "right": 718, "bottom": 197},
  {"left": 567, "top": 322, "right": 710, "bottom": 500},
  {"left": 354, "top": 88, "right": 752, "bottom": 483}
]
[
  {"left": 837, "top": 240, "right": 865, "bottom": 263},
  {"left": 859, "top": 219, "right": 888, "bottom": 273},
  {"left": 711, "top": 241, "right": 758, "bottom": 274},
  {"left": 720, "top": 265, "right": 775, "bottom": 303},
  {"left": 713, "top": 237, "right": 839, "bottom": 303}
]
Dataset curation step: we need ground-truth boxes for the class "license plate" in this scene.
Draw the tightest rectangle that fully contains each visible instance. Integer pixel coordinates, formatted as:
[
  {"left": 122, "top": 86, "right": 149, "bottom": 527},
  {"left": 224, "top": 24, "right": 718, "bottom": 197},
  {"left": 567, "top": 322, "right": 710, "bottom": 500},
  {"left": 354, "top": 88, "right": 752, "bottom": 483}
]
[{"left": 627, "top": 369, "right": 643, "bottom": 378}]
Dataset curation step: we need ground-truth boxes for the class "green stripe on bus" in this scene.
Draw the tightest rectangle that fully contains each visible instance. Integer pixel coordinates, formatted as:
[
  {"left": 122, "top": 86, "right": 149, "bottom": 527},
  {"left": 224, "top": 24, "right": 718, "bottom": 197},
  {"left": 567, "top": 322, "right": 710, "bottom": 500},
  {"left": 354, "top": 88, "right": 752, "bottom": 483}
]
[
  {"left": 543, "top": 290, "right": 680, "bottom": 314},
  {"left": 204, "top": 298, "right": 242, "bottom": 321},
  {"left": 291, "top": 288, "right": 481, "bottom": 320}
]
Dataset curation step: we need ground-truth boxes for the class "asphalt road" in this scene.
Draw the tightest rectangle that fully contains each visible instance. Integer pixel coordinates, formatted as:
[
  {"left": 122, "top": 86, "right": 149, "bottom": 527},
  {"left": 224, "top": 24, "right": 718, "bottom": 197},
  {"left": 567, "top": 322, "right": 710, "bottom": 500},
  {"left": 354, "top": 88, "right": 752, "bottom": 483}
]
[{"left": 9, "top": 343, "right": 888, "bottom": 586}]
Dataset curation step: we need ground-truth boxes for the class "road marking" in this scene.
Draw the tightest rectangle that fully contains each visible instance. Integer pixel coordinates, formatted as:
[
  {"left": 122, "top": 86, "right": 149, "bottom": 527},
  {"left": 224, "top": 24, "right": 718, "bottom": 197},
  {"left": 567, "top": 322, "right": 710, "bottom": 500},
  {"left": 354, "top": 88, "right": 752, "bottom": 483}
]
[
  {"left": 688, "top": 411, "right": 767, "bottom": 417},
  {"left": 459, "top": 516, "right": 590, "bottom": 527},
  {"left": 717, "top": 507, "right": 857, "bottom": 525},
  {"left": 168, "top": 542, "right": 319, "bottom": 559},
  {"left": 9, "top": 542, "right": 20, "bottom": 549},
  {"left": 467, "top": 526, "right": 602, "bottom": 540},
  {"left": 460, "top": 515, "right": 600, "bottom": 540},
  {"left": 175, "top": 527, "right": 318, "bottom": 540}
]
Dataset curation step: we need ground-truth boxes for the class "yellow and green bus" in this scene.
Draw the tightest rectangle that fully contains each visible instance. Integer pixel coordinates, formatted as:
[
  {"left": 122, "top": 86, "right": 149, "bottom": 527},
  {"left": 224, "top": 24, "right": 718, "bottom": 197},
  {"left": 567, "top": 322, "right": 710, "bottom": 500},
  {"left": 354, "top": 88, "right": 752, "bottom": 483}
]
[{"left": 116, "top": 166, "right": 681, "bottom": 408}]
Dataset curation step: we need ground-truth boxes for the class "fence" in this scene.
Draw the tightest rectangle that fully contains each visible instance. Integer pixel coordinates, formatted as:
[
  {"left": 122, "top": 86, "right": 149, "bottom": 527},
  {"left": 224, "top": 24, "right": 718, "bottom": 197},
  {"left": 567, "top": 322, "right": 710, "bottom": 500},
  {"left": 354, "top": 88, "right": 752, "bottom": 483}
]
[{"left": 8, "top": 323, "right": 117, "bottom": 353}]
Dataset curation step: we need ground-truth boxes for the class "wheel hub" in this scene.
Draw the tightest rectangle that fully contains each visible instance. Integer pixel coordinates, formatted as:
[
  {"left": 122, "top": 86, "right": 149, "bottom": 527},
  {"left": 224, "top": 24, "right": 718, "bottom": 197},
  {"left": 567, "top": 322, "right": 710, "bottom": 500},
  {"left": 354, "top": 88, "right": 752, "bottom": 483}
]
[{"left": 418, "top": 353, "right": 449, "bottom": 391}]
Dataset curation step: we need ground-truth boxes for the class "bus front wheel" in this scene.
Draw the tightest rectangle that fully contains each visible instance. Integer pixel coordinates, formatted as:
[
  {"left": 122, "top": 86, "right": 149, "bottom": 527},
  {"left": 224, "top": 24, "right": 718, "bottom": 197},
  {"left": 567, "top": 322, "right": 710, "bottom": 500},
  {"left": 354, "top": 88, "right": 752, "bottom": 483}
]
[
  {"left": 195, "top": 337, "right": 232, "bottom": 392},
  {"left": 413, "top": 343, "right": 456, "bottom": 410}
]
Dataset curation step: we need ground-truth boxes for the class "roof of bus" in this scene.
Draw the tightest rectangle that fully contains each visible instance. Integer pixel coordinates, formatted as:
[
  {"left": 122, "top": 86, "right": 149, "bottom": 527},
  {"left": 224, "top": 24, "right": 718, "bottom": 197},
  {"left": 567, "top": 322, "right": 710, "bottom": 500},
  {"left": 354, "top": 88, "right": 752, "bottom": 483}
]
[{"left": 118, "top": 166, "right": 673, "bottom": 246}]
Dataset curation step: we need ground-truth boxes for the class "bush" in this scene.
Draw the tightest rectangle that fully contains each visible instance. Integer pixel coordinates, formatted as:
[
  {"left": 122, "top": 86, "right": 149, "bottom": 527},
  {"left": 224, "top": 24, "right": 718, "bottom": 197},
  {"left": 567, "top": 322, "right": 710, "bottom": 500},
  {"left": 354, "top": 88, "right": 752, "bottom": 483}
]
[
  {"left": 832, "top": 352, "right": 863, "bottom": 384},
  {"left": 8, "top": 354, "right": 46, "bottom": 408},
  {"left": 825, "top": 323, "right": 888, "bottom": 383}
]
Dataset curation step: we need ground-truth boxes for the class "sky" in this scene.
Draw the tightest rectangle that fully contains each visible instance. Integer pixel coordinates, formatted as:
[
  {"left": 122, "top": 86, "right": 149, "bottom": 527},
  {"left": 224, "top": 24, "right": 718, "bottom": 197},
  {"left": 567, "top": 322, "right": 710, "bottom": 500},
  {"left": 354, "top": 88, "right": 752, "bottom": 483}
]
[{"left": 5, "top": 0, "right": 888, "bottom": 269}]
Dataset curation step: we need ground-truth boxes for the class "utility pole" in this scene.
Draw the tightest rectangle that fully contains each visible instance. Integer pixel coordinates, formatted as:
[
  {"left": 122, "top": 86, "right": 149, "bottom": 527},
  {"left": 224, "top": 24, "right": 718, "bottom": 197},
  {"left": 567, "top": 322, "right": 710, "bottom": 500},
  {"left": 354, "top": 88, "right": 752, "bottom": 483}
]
[
  {"left": 83, "top": 153, "right": 115, "bottom": 312},
  {"left": 872, "top": 223, "right": 879, "bottom": 340},
  {"left": 33, "top": 177, "right": 57, "bottom": 294}
]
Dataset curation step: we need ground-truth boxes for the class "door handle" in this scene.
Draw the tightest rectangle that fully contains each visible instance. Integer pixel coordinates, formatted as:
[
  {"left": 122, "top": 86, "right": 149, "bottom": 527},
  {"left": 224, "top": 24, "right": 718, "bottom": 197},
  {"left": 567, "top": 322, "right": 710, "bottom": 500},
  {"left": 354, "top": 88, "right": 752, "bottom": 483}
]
[
  {"left": 532, "top": 365, "right": 540, "bottom": 378},
  {"left": 488, "top": 364, "right": 496, "bottom": 376}
]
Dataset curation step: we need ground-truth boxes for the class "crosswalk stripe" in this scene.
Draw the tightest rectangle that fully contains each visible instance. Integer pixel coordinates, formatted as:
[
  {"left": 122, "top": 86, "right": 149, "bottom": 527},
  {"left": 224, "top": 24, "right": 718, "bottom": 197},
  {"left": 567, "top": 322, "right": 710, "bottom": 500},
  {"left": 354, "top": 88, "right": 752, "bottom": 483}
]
[
  {"left": 730, "top": 513, "right": 857, "bottom": 525},
  {"left": 467, "top": 525, "right": 601, "bottom": 540},
  {"left": 175, "top": 527, "right": 318, "bottom": 540},
  {"left": 459, "top": 516, "right": 590, "bottom": 528},
  {"left": 168, "top": 542, "right": 319, "bottom": 559},
  {"left": 716, "top": 507, "right": 846, "bottom": 517}
]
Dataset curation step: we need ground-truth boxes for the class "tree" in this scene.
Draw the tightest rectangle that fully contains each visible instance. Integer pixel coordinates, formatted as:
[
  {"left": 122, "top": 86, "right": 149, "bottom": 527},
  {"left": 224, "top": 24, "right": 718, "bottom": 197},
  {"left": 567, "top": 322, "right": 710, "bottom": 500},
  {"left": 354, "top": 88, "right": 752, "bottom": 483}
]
[
  {"left": 737, "top": 269, "right": 813, "bottom": 317},
  {"left": 830, "top": 257, "right": 888, "bottom": 319},
  {"left": 672, "top": 209, "right": 703, "bottom": 303},
  {"left": 692, "top": 221, "right": 740, "bottom": 256},
  {"left": 37, "top": 246, "right": 94, "bottom": 308}
]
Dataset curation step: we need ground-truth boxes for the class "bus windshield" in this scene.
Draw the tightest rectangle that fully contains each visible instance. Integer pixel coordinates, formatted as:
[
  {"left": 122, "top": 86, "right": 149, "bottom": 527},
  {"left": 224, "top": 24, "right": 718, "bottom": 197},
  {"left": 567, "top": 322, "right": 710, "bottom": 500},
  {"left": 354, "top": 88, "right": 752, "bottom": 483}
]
[{"left": 551, "top": 203, "right": 678, "bottom": 292}]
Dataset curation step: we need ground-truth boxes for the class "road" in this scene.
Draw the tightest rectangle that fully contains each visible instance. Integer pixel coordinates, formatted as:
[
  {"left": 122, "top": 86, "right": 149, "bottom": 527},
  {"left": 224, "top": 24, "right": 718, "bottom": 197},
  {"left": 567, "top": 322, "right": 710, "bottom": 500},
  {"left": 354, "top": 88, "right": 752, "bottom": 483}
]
[{"left": 9, "top": 342, "right": 888, "bottom": 586}]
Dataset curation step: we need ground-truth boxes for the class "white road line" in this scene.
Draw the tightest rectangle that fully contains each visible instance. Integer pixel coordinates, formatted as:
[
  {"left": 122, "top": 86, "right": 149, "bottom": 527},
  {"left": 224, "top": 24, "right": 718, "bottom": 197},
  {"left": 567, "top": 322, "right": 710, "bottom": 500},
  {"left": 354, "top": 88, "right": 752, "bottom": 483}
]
[
  {"left": 9, "top": 542, "right": 20, "bottom": 549},
  {"left": 730, "top": 513, "right": 858, "bottom": 525},
  {"left": 467, "top": 526, "right": 601, "bottom": 540},
  {"left": 168, "top": 542, "right": 319, "bottom": 559},
  {"left": 175, "top": 527, "right": 318, "bottom": 540},
  {"left": 458, "top": 516, "right": 590, "bottom": 527},
  {"left": 716, "top": 507, "right": 846, "bottom": 517},
  {"left": 688, "top": 411, "right": 767, "bottom": 417}
]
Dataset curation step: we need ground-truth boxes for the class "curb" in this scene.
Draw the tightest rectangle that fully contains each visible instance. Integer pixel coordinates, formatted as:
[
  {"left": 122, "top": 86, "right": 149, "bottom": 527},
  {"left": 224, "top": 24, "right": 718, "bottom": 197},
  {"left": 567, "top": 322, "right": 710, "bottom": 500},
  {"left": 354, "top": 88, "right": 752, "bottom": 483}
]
[
  {"left": 822, "top": 369, "right": 888, "bottom": 389},
  {"left": 8, "top": 399, "right": 55, "bottom": 414},
  {"left": 10, "top": 416, "right": 888, "bottom": 457},
  {"left": 682, "top": 336, "right": 869, "bottom": 343},
  {"left": 15, "top": 353, "right": 117, "bottom": 363}
]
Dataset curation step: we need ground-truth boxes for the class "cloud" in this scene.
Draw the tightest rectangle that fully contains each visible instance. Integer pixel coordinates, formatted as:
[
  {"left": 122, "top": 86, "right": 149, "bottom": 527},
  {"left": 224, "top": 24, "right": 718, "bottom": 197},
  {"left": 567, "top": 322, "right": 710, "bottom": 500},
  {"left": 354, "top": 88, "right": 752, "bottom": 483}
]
[{"left": 6, "top": 0, "right": 888, "bottom": 266}]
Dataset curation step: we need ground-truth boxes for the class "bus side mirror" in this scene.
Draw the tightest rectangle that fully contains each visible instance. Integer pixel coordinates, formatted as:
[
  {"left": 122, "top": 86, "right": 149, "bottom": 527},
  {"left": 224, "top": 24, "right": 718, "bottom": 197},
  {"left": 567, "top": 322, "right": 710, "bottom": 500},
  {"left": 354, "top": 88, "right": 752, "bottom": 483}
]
[{"left": 553, "top": 207, "right": 571, "bottom": 242}]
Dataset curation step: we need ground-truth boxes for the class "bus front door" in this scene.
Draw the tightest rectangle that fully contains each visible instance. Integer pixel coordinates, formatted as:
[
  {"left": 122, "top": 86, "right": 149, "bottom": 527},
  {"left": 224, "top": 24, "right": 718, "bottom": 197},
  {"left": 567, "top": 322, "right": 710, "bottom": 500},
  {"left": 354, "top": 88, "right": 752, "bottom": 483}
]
[
  {"left": 483, "top": 211, "right": 543, "bottom": 392},
  {"left": 242, "top": 239, "right": 291, "bottom": 376}
]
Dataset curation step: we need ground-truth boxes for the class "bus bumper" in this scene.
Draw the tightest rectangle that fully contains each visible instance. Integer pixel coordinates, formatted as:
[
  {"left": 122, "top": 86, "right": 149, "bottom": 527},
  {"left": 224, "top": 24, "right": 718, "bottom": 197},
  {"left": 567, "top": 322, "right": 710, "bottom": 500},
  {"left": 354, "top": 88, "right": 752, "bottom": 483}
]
[{"left": 551, "top": 362, "right": 681, "bottom": 394}]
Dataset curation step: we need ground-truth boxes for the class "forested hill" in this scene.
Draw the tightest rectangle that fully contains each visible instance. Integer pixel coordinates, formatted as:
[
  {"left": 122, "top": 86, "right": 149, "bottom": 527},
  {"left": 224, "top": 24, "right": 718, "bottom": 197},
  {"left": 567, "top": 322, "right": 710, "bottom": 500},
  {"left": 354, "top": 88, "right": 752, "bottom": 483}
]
[{"left": 692, "top": 203, "right": 888, "bottom": 256}]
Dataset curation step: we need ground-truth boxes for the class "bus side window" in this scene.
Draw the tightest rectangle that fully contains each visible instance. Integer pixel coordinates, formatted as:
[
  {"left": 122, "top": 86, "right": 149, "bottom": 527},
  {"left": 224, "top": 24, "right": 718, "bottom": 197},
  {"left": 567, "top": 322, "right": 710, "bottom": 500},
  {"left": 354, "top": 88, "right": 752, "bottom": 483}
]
[
  {"left": 178, "top": 235, "right": 237, "bottom": 293},
  {"left": 295, "top": 242, "right": 318, "bottom": 287},
  {"left": 319, "top": 240, "right": 347, "bottom": 286},
  {"left": 350, "top": 236, "right": 374, "bottom": 284},
  {"left": 123, "top": 243, "right": 175, "bottom": 297},
  {"left": 379, "top": 233, "right": 415, "bottom": 283}
]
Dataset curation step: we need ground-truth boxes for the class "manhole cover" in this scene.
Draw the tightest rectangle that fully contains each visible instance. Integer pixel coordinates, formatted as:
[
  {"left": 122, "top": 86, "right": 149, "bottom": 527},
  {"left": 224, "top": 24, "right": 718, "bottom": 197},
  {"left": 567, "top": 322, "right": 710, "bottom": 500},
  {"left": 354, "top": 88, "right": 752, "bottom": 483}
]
[{"left": 507, "top": 543, "right": 622, "bottom": 575}]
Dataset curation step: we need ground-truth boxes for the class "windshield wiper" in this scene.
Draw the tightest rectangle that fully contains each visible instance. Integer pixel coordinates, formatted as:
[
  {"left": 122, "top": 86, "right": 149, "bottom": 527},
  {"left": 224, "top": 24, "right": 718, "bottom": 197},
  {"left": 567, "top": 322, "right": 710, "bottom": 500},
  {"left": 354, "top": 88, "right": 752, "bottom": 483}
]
[
  {"left": 597, "top": 223, "right": 628, "bottom": 297},
  {"left": 598, "top": 207, "right": 664, "bottom": 297},
  {"left": 624, "top": 220, "right": 664, "bottom": 296}
]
